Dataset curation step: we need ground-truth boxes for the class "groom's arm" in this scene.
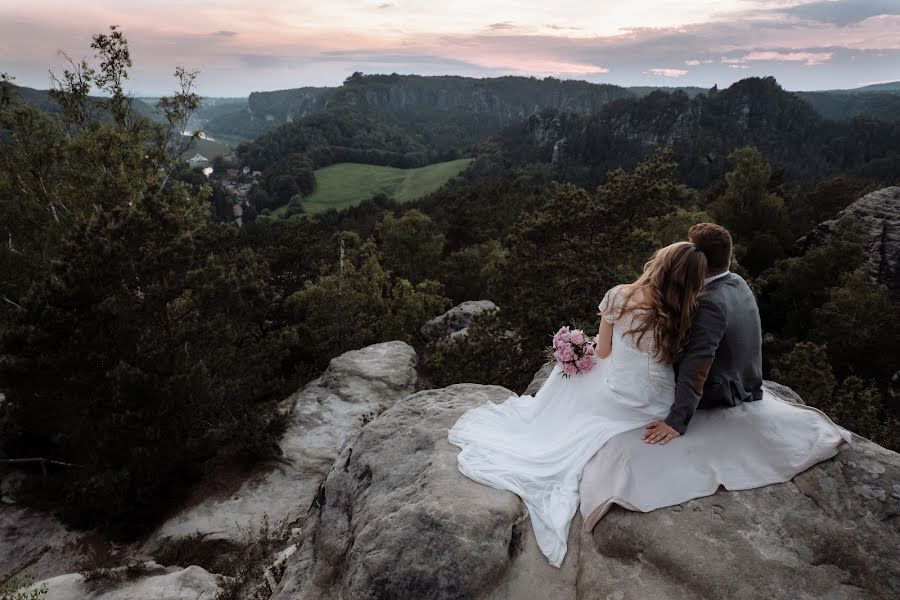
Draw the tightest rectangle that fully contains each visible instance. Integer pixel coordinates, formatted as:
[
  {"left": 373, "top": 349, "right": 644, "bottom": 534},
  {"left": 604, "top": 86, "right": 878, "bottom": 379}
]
[{"left": 663, "top": 298, "right": 728, "bottom": 435}]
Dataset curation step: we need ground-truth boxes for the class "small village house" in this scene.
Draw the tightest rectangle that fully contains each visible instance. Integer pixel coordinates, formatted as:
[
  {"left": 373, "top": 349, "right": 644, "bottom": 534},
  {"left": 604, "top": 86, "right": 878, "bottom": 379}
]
[{"left": 187, "top": 153, "right": 209, "bottom": 166}]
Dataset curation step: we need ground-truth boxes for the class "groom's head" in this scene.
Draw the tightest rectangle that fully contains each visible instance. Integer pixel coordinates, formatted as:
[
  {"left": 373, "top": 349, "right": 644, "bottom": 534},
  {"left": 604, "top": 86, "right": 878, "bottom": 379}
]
[{"left": 689, "top": 223, "right": 732, "bottom": 275}]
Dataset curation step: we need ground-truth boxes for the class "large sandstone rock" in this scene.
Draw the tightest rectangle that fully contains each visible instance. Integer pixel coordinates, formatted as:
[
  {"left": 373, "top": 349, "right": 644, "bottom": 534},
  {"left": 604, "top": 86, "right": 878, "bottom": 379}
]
[
  {"left": 146, "top": 341, "right": 418, "bottom": 546},
  {"left": 0, "top": 504, "right": 114, "bottom": 583},
  {"left": 421, "top": 300, "right": 498, "bottom": 344},
  {"left": 270, "top": 383, "right": 581, "bottom": 600},
  {"left": 35, "top": 563, "right": 222, "bottom": 600},
  {"left": 271, "top": 375, "right": 900, "bottom": 600},
  {"left": 803, "top": 186, "right": 900, "bottom": 293},
  {"left": 2, "top": 342, "right": 419, "bottom": 591}
]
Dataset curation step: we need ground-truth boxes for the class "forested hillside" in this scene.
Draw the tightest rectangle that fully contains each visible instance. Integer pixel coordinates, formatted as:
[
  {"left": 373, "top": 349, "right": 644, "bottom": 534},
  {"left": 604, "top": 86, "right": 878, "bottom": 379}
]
[
  {"left": 202, "top": 75, "right": 900, "bottom": 143},
  {"left": 796, "top": 90, "right": 900, "bottom": 121},
  {"left": 8, "top": 83, "right": 163, "bottom": 122},
  {"left": 483, "top": 77, "right": 900, "bottom": 189}
]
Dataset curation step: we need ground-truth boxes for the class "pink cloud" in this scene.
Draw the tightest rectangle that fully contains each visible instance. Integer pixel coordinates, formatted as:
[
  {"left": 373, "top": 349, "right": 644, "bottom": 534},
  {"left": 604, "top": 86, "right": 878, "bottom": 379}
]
[
  {"left": 645, "top": 67, "right": 688, "bottom": 77},
  {"left": 742, "top": 50, "right": 833, "bottom": 65}
]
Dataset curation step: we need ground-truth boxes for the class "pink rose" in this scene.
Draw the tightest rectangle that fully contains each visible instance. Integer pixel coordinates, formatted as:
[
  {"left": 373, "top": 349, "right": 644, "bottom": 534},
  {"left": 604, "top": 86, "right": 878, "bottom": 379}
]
[
  {"left": 576, "top": 356, "right": 594, "bottom": 373},
  {"left": 560, "top": 331, "right": 572, "bottom": 344},
  {"left": 563, "top": 363, "right": 578, "bottom": 376},
  {"left": 559, "top": 345, "right": 575, "bottom": 362},
  {"left": 584, "top": 344, "right": 595, "bottom": 356},
  {"left": 570, "top": 330, "right": 585, "bottom": 346}
]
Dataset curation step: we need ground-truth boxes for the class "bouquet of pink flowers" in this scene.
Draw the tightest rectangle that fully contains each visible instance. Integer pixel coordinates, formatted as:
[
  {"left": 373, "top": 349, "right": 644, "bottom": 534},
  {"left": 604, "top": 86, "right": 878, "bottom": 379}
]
[{"left": 550, "top": 326, "right": 596, "bottom": 377}]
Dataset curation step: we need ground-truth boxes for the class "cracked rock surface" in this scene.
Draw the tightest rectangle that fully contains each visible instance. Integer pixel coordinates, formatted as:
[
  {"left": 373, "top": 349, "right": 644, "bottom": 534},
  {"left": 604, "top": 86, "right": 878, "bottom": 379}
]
[
  {"left": 804, "top": 186, "right": 900, "bottom": 293},
  {"left": 271, "top": 372, "right": 900, "bottom": 599},
  {"left": 37, "top": 562, "right": 223, "bottom": 600},
  {"left": 146, "top": 341, "right": 419, "bottom": 547}
]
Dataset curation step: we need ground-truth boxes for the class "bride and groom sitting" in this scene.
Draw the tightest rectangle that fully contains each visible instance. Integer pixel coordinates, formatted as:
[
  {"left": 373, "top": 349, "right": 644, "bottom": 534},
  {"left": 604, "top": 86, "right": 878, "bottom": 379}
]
[
  {"left": 640, "top": 222, "right": 763, "bottom": 446},
  {"left": 448, "top": 223, "right": 849, "bottom": 568}
]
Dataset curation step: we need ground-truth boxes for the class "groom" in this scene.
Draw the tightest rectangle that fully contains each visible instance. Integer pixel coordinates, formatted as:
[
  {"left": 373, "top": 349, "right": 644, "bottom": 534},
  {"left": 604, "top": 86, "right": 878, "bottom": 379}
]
[{"left": 643, "top": 223, "right": 763, "bottom": 445}]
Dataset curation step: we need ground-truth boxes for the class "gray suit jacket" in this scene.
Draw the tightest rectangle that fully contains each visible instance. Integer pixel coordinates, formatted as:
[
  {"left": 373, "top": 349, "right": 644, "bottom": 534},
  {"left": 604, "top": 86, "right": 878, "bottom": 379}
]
[{"left": 664, "top": 273, "right": 763, "bottom": 435}]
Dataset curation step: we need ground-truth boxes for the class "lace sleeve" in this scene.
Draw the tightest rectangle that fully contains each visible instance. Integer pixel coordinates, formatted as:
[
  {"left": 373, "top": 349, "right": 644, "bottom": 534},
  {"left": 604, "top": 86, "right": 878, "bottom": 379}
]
[{"left": 598, "top": 285, "right": 623, "bottom": 324}]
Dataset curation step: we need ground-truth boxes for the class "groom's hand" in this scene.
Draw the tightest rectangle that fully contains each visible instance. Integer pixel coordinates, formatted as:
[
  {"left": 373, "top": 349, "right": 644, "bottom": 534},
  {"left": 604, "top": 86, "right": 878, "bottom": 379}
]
[{"left": 642, "top": 421, "right": 680, "bottom": 445}]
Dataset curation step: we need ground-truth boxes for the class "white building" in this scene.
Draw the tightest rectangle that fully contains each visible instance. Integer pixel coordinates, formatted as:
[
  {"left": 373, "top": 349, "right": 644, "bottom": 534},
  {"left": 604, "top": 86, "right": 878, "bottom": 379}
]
[{"left": 187, "top": 153, "right": 209, "bottom": 166}]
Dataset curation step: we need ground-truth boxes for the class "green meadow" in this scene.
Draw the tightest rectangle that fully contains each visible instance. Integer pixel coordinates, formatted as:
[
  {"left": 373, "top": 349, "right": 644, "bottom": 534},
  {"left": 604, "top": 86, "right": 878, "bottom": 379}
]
[{"left": 285, "top": 158, "right": 473, "bottom": 214}]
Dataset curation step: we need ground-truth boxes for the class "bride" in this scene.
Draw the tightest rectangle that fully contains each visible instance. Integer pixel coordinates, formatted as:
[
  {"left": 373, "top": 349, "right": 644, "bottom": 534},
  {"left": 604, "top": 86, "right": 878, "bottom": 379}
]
[{"left": 447, "top": 240, "right": 847, "bottom": 568}]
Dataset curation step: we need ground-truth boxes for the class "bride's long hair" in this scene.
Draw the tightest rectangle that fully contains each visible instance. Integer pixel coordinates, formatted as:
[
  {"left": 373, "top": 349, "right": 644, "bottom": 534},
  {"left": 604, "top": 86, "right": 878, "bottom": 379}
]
[{"left": 616, "top": 241, "right": 708, "bottom": 363}]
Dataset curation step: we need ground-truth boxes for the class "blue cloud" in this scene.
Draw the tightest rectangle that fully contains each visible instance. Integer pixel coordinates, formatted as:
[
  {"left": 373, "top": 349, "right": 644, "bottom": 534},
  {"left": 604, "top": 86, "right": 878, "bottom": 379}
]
[{"left": 780, "top": 0, "right": 900, "bottom": 26}]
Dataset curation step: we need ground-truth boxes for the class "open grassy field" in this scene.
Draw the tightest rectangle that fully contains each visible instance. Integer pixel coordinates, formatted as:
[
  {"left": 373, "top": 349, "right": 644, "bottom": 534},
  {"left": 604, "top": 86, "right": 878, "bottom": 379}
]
[
  {"left": 284, "top": 158, "right": 473, "bottom": 214},
  {"left": 178, "top": 135, "right": 233, "bottom": 163}
]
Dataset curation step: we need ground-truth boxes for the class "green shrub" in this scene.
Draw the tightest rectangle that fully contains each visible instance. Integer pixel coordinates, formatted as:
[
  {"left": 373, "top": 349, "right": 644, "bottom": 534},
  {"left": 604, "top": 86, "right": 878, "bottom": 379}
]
[
  {"left": 0, "top": 575, "right": 48, "bottom": 600},
  {"left": 426, "top": 311, "right": 535, "bottom": 393}
]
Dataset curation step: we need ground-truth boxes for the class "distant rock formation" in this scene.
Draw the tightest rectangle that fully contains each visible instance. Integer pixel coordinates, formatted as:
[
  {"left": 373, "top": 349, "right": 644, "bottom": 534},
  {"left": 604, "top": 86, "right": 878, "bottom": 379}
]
[
  {"left": 803, "top": 186, "right": 900, "bottom": 294},
  {"left": 247, "top": 87, "right": 333, "bottom": 123},
  {"left": 247, "top": 75, "right": 633, "bottom": 124},
  {"left": 420, "top": 300, "right": 498, "bottom": 344}
]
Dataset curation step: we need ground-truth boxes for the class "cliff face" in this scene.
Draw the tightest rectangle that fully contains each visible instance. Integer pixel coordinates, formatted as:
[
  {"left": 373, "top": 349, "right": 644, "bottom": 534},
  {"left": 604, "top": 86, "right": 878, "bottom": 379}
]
[
  {"left": 532, "top": 77, "right": 819, "bottom": 152},
  {"left": 332, "top": 76, "right": 632, "bottom": 121},
  {"left": 246, "top": 75, "right": 633, "bottom": 124},
  {"left": 804, "top": 186, "right": 900, "bottom": 294},
  {"left": 227, "top": 77, "right": 900, "bottom": 128},
  {"left": 247, "top": 87, "right": 334, "bottom": 122},
  {"left": 500, "top": 77, "right": 900, "bottom": 188}
]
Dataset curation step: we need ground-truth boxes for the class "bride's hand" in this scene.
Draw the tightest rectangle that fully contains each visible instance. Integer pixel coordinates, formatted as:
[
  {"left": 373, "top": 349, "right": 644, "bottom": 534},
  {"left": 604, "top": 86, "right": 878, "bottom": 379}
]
[{"left": 642, "top": 421, "right": 680, "bottom": 445}]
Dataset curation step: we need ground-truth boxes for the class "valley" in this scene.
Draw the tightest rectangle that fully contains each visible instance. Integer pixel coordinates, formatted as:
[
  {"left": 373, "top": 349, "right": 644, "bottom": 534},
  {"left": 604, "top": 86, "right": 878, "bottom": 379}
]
[{"left": 2, "top": 26, "right": 900, "bottom": 598}]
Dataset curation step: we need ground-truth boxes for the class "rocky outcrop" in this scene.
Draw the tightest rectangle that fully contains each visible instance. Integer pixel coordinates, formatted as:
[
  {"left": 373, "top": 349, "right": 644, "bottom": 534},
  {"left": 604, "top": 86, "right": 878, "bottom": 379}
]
[
  {"left": 146, "top": 341, "right": 418, "bottom": 547},
  {"left": 803, "top": 186, "right": 900, "bottom": 293},
  {"left": 247, "top": 75, "right": 633, "bottom": 125},
  {"left": 269, "top": 384, "right": 579, "bottom": 600},
  {"left": 35, "top": 563, "right": 222, "bottom": 600},
  {"left": 421, "top": 300, "right": 498, "bottom": 344},
  {"left": 528, "top": 112, "right": 564, "bottom": 145},
  {"left": 8, "top": 343, "right": 899, "bottom": 599},
  {"left": 0, "top": 503, "right": 114, "bottom": 584},
  {"left": 271, "top": 369, "right": 900, "bottom": 600},
  {"left": 247, "top": 87, "right": 333, "bottom": 123},
  {"left": 2, "top": 342, "right": 419, "bottom": 592}
]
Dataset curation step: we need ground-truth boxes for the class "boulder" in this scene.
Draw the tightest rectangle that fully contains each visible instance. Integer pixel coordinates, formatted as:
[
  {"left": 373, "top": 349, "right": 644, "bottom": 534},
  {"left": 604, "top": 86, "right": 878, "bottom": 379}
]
[
  {"left": 421, "top": 300, "right": 498, "bottom": 344},
  {"left": 803, "top": 186, "right": 900, "bottom": 293},
  {"left": 146, "top": 341, "right": 418, "bottom": 547},
  {"left": 0, "top": 503, "right": 112, "bottom": 582},
  {"left": 1, "top": 470, "right": 24, "bottom": 504},
  {"left": 35, "top": 562, "right": 222, "bottom": 600},
  {"left": 270, "top": 374, "right": 900, "bottom": 600},
  {"left": 270, "top": 383, "right": 581, "bottom": 600}
]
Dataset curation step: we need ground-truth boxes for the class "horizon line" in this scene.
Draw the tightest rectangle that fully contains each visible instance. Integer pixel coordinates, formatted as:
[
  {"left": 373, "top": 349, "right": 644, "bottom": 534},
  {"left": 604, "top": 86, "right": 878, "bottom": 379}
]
[{"left": 11, "top": 72, "right": 898, "bottom": 100}]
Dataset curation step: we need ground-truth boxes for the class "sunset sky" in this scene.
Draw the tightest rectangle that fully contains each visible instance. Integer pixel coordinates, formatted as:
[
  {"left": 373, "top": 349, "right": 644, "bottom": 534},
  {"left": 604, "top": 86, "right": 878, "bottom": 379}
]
[{"left": 1, "top": 0, "right": 899, "bottom": 96}]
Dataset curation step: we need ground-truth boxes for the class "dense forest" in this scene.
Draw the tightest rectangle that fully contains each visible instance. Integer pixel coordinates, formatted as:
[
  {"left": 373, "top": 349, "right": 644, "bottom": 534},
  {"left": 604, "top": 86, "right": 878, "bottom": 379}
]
[{"left": 1, "top": 29, "right": 898, "bottom": 537}]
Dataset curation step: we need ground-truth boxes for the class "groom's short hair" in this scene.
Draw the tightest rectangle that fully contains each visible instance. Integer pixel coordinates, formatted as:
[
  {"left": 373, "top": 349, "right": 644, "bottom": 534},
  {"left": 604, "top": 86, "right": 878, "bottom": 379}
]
[{"left": 689, "top": 223, "right": 732, "bottom": 273}]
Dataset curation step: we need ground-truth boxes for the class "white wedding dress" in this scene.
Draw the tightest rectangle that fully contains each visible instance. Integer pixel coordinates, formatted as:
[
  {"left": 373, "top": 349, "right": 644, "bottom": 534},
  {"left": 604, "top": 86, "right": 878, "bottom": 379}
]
[
  {"left": 447, "top": 286, "right": 849, "bottom": 568},
  {"left": 448, "top": 286, "right": 674, "bottom": 566}
]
